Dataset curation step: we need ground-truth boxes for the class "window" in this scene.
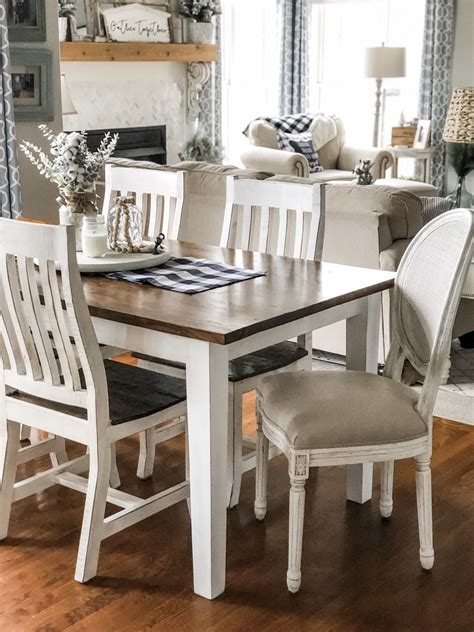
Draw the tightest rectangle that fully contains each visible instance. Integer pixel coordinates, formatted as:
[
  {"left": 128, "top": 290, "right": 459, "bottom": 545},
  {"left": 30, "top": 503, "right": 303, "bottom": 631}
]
[
  {"left": 310, "top": 0, "right": 426, "bottom": 147},
  {"left": 221, "top": 0, "right": 279, "bottom": 164}
]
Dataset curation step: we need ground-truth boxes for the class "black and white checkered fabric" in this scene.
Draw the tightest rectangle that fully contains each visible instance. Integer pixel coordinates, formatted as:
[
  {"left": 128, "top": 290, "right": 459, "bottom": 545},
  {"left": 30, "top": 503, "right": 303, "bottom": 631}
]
[
  {"left": 103, "top": 257, "right": 266, "bottom": 295},
  {"left": 243, "top": 114, "right": 314, "bottom": 150},
  {"left": 286, "top": 132, "right": 323, "bottom": 173}
]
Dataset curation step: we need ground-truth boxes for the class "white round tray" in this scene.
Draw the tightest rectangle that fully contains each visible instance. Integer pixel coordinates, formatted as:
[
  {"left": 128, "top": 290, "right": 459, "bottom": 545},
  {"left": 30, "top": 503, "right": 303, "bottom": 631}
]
[{"left": 76, "top": 250, "right": 171, "bottom": 273}]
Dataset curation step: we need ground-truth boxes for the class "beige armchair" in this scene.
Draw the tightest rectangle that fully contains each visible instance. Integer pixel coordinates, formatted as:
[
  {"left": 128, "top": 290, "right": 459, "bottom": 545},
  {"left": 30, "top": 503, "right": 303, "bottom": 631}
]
[{"left": 241, "top": 116, "right": 392, "bottom": 182}]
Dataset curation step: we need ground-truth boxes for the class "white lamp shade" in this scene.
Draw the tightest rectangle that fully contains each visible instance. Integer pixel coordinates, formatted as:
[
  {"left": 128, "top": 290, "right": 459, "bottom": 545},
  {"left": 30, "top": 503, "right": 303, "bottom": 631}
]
[
  {"left": 365, "top": 47, "right": 406, "bottom": 79},
  {"left": 61, "top": 73, "right": 77, "bottom": 115}
]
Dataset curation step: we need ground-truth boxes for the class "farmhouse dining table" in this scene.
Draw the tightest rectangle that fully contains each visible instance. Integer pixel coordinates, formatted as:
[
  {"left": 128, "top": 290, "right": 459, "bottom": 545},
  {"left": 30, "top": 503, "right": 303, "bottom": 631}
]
[{"left": 81, "top": 239, "right": 395, "bottom": 600}]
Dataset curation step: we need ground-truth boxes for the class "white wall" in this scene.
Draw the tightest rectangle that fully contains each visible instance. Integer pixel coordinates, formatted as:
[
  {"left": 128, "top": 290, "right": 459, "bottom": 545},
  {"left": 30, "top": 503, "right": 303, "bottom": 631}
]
[
  {"left": 447, "top": 0, "right": 474, "bottom": 194},
  {"left": 61, "top": 61, "right": 187, "bottom": 164},
  {"left": 15, "top": 1, "right": 62, "bottom": 222}
]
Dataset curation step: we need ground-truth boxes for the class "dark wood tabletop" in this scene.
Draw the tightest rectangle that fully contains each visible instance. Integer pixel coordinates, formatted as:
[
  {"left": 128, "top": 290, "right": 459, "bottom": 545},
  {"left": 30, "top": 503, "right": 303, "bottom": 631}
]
[{"left": 81, "top": 240, "right": 395, "bottom": 344}]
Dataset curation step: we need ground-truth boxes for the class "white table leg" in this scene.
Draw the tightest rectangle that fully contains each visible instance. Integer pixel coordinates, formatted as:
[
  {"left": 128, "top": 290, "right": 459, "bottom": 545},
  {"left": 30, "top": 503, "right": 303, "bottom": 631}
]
[
  {"left": 345, "top": 294, "right": 381, "bottom": 503},
  {"left": 186, "top": 340, "right": 229, "bottom": 600}
]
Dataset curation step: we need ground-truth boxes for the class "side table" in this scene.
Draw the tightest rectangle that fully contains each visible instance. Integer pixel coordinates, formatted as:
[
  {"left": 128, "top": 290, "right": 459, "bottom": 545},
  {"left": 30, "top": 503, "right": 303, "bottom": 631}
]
[{"left": 387, "top": 146, "right": 435, "bottom": 184}]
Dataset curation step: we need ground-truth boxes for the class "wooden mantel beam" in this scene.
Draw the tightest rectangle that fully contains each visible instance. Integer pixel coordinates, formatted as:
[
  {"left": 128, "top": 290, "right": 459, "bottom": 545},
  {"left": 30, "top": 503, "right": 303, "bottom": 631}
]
[{"left": 60, "top": 42, "right": 218, "bottom": 63}]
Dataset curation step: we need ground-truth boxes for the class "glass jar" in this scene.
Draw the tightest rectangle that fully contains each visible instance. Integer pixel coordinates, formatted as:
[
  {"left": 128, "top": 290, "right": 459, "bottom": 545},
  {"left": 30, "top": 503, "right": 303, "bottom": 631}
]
[
  {"left": 82, "top": 215, "right": 108, "bottom": 258},
  {"left": 107, "top": 196, "right": 143, "bottom": 253}
]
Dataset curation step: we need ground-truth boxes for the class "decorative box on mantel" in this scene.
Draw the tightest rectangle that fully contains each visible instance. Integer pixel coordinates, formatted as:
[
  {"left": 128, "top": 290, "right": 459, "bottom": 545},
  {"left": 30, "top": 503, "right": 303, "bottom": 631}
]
[{"left": 60, "top": 42, "right": 218, "bottom": 124}]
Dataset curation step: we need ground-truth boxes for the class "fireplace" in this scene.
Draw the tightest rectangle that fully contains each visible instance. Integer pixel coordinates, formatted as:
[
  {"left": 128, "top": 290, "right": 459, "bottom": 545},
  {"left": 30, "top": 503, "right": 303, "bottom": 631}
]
[{"left": 86, "top": 125, "right": 167, "bottom": 165}]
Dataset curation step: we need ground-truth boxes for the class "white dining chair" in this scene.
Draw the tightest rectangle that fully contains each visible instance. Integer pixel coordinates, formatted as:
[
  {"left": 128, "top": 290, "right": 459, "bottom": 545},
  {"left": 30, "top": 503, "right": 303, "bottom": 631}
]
[
  {"left": 0, "top": 220, "right": 189, "bottom": 583},
  {"left": 136, "top": 177, "right": 326, "bottom": 508},
  {"left": 253, "top": 209, "right": 473, "bottom": 592},
  {"left": 102, "top": 162, "right": 185, "bottom": 239}
]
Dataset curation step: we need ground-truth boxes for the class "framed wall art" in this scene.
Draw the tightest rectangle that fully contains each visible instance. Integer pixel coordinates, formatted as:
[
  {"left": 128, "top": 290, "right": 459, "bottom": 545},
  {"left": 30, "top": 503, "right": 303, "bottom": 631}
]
[
  {"left": 6, "top": 0, "right": 46, "bottom": 42},
  {"left": 10, "top": 48, "right": 54, "bottom": 122},
  {"left": 414, "top": 119, "right": 432, "bottom": 149}
]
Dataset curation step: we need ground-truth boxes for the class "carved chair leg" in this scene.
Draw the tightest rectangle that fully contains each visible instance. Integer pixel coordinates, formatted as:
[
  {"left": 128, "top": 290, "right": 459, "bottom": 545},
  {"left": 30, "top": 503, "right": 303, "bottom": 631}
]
[
  {"left": 254, "top": 412, "right": 269, "bottom": 521},
  {"left": 287, "top": 455, "right": 309, "bottom": 594},
  {"left": 137, "top": 428, "right": 156, "bottom": 480},
  {"left": 228, "top": 387, "right": 243, "bottom": 509},
  {"left": 75, "top": 445, "right": 111, "bottom": 583},
  {"left": 415, "top": 455, "right": 434, "bottom": 570},
  {"left": 379, "top": 461, "right": 394, "bottom": 518},
  {"left": 0, "top": 420, "right": 21, "bottom": 540}
]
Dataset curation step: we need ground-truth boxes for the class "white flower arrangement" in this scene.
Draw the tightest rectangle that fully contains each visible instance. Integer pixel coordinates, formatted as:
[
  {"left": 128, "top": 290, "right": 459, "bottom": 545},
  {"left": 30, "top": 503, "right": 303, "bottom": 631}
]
[
  {"left": 179, "top": 0, "right": 221, "bottom": 23},
  {"left": 20, "top": 125, "right": 118, "bottom": 195}
]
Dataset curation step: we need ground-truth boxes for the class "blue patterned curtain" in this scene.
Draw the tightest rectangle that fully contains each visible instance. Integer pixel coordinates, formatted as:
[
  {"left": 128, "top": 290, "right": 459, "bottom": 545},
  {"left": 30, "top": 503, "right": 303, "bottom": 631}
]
[
  {"left": 418, "top": 0, "right": 456, "bottom": 191},
  {"left": 278, "top": 0, "right": 311, "bottom": 115},
  {"left": 199, "top": 17, "right": 222, "bottom": 148},
  {"left": 0, "top": 1, "right": 21, "bottom": 218}
]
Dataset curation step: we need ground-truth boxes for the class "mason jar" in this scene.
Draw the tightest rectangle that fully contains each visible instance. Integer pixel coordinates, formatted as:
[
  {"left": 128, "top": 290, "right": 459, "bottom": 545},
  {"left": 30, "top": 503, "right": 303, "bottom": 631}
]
[{"left": 82, "top": 215, "right": 108, "bottom": 258}]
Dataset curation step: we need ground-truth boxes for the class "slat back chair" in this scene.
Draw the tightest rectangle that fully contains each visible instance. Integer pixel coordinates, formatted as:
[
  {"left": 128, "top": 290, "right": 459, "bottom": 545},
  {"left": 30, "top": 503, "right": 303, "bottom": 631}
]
[
  {"left": 136, "top": 178, "right": 326, "bottom": 509},
  {"left": 221, "top": 177, "right": 325, "bottom": 506},
  {"left": 254, "top": 209, "right": 473, "bottom": 592},
  {"left": 102, "top": 163, "right": 185, "bottom": 239},
  {"left": 0, "top": 220, "right": 188, "bottom": 583},
  {"left": 221, "top": 177, "right": 325, "bottom": 261}
]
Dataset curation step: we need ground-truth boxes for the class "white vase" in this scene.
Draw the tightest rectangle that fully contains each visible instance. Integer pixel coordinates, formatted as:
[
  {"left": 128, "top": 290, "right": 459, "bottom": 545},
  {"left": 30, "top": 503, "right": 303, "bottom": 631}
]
[
  {"left": 188, "top": 21, "right": 215, "bottom": 45},
  {"left": 58, "top": 17, "right": 68, "bottom": 42}
]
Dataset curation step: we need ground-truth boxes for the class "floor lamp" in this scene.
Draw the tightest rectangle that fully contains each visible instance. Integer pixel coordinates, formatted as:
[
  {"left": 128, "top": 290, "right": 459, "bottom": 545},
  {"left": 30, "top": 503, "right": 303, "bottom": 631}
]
[
  {"left": 365, "top": 44, "right": 406, "bottom": 147},
  {"left": 443, "top": 87, "right": 474, "bottom": 207}
]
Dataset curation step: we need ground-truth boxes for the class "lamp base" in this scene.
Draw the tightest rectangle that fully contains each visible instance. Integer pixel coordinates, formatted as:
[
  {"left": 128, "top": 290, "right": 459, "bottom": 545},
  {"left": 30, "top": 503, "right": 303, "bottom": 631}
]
[{"left": 372, "top": 78, "right": 383, "bottom": 147}]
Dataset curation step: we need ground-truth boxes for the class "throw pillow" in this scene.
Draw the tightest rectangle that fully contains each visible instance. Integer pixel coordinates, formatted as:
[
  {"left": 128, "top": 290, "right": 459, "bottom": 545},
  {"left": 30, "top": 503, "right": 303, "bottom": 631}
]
[
  {"left": 420, "top": 196, "right": 454, "bottom": 225},
  {"left": 278, "top": 131, "right": 324, "bottom": 173}
]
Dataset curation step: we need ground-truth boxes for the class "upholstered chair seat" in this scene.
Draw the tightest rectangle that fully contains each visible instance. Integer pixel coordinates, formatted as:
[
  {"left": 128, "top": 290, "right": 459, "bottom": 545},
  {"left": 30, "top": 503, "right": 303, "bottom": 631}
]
[{"left": 257, "top": 371, "right": 428, "bottom": 450}]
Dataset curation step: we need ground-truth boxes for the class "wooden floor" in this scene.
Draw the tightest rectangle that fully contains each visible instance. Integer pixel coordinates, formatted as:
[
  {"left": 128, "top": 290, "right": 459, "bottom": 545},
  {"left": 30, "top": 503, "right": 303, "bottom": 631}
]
[{"left": 1, "top": 394, "right": 473, "bottom": 631}]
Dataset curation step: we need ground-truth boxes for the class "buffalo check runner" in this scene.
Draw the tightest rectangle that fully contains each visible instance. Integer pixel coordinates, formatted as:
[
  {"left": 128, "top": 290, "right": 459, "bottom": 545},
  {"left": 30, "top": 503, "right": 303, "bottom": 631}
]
[{"left": 103, "top": 256, "right": 266, "bottom": 294}]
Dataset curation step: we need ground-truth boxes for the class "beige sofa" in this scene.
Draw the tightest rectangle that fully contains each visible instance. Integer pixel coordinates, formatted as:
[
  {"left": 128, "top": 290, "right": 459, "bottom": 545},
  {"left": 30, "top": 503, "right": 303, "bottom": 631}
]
[
  {"left": 104, "top": 158, "right": 472, "bottom": 355},
  {"left": 241, "top": 116, "right": 393, "bottom": 181}
]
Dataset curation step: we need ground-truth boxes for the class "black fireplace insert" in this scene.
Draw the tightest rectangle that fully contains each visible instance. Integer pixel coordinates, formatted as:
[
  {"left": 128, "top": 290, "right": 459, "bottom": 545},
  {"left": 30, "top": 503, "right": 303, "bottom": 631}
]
[{"left": 86, "top": 125, "right": 167, "bottom": 165}]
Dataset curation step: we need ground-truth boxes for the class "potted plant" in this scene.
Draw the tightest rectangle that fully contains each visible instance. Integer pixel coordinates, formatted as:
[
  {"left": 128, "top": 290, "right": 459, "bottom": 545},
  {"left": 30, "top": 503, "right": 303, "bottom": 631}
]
[
  {"left": 58, "top": 0, "right": 76, "bottom": 42},
  {"left": 179, "top": 133, "right": 223, "bottom": 163},
  {"left": 179, "top": 0, "right": 222, "bottom": 45},
  {"left": 21, "top": 126, "right": 118, "bottom": 250}
]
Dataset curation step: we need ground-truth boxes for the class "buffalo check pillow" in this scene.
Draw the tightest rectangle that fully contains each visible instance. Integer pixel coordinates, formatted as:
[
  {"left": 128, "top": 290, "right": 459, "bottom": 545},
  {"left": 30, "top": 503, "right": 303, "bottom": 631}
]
[{"left": 278, "top": 131, "right": 324, "bottom": 174}]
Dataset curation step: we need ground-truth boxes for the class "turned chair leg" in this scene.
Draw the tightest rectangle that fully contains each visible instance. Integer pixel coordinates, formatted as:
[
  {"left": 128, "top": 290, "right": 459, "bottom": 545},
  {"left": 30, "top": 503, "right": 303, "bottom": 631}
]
[
  {"left": 415, "top": 455, "right": 434, "bottom": 570},
  {"left": 228, "top": 387, "right": 243, "bottom": 509},
  {"left": 254, "top": 412, "right": 269, "bottom": 521},
  {"left": 75, "top": 445, "right": 111, "bottom": 583},
  {"left": 379, "top": 461, "right": 394, "bottom": 518},
  {"left": 287, "top": 454, "right": 309, "bottom": 594},
  {"left": 0, "top": 420, "right": 21, "bottom": 540},
  {"left": 137, "top": 428, "right": 155, "bottom": 480}
]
